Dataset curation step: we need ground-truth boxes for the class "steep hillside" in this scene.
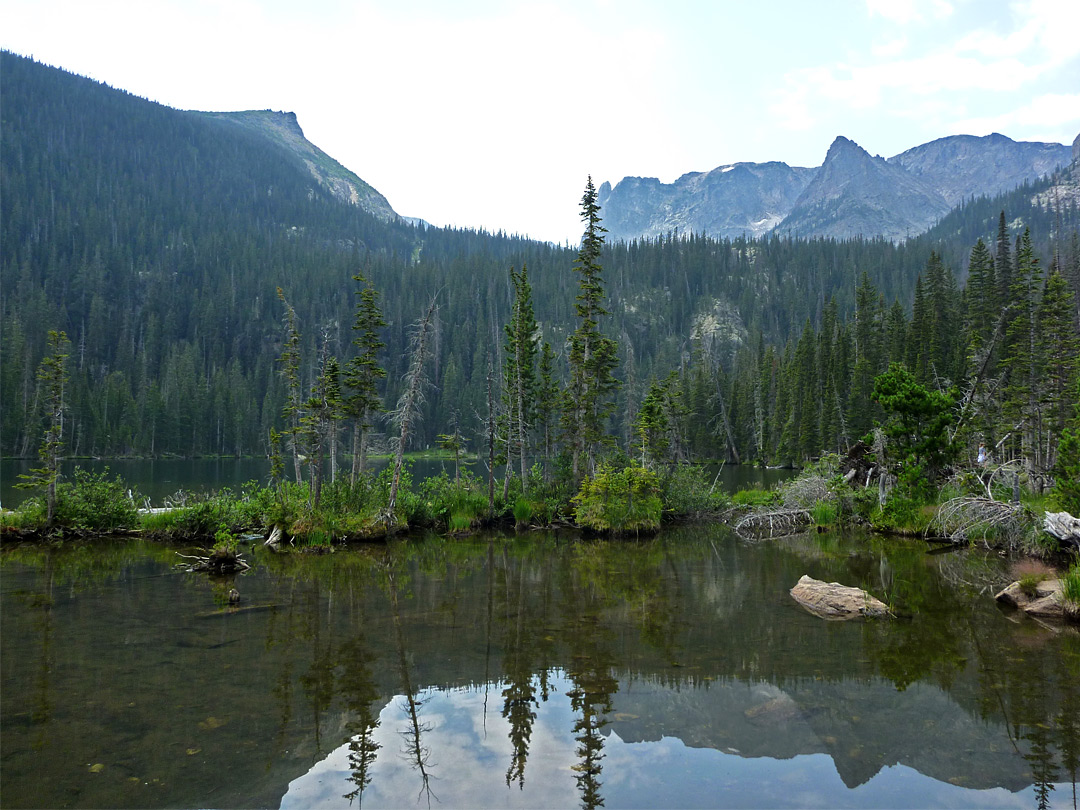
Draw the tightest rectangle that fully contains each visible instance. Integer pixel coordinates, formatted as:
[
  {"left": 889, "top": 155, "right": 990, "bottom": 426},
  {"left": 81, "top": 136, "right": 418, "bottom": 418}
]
[
  {"left": 777, "top": 136, "right": 950, "bottom": 241},
  {"left": 201, "top": 109, "right": 397, "bottom": 220}
]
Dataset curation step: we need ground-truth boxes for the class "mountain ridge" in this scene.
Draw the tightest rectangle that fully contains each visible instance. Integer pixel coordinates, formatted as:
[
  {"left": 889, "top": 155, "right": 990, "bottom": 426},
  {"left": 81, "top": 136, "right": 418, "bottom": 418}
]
[
  {"left": 200, "top": 109, "right": 397, "bottom": 221},
  {"left": 600, "top": 132, "right": 1072, "bottom": 244}
]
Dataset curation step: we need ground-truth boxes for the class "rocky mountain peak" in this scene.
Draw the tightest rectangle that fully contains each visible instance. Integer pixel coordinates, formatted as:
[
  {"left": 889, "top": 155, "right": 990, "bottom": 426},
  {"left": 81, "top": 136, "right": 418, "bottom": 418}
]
[
  {"left": 598, "top": 131, "right": 1070, "bottom": 244},
  {"left": 824, "top": 135, "right": 867, "bottom": 161}
]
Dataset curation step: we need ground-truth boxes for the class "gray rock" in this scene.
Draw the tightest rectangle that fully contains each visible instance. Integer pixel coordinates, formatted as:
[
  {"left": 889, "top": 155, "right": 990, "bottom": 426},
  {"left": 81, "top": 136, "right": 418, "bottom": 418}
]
[
  {"left": 789, "top": 574, "right": 890, "bottom": 620},
  {"left": 995, "top": 579, "right": 1075, "bottom": 619}
]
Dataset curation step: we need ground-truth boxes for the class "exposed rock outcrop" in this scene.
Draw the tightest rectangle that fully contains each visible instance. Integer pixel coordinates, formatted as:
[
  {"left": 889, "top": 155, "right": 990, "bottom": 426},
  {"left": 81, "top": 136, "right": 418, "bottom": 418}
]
[
  {"left": 789, "top": 575, "right": 890, "bottom": 620},
  {"left": 599, "top": 132, "right": 1070, "bottom": 244},
  {"left": 597, "top": 161, "right": 814, "bottom": 243},
  {"left": 777, "top": 136, "right": 950, "bottom": 241},
  {"left": 995, "top": 578, "right": 1077, "bottom": 621},
  {"left": 201, "top": 110, "right": 397, "bottom": 222},
  {"left": 888, "top": 133, "right": 1070, "bottom": 206}
]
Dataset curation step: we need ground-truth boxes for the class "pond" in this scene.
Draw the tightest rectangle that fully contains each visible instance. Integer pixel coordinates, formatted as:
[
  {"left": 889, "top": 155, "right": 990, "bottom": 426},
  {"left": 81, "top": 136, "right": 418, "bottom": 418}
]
[{"left": 2, "top": 526, "right": 1077, "bottom": 809}]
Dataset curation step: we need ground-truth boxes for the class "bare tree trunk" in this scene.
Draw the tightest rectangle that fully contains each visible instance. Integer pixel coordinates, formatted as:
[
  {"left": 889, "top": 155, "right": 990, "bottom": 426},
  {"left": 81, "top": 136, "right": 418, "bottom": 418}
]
[
  {"left": 350, "top": 421, "right": 361, "bottom": 487},
  {"left": 386, "top": 298, "right": 438, "bottom": 521},
  {"left": 487, "top": 357, "right": 496, "bottom": 518}
]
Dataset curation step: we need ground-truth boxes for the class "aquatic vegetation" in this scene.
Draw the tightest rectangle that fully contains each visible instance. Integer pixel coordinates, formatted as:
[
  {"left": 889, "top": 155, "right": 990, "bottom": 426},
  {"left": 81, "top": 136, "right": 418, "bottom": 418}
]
[
  {"left": 1063, "top": 562, "right": 1080, "bottom": 607},
  {"left": 810, "top": 499, "right": 839, "bottom": 527},
  {"left": 1011, "top": 559, "right": 1054, "bottom": 597}
]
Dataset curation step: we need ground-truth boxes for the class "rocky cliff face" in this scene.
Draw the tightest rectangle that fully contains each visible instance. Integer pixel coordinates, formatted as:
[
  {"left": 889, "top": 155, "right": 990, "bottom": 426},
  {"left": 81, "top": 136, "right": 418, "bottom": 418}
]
[
  {"left": 599, "top": 132, "right": 1071, "bottom": 243},
  {"left": 1031, "top": 131, "right": 1080, "bottom": 212},
  {"left": 598, "top": 162, "right": 814, "bottom": 242},
  {"left": 777, "top": 136, "right": 950, "bottom": 241},
  {"left": 888, "top": 133, "right": 1071, "bottom": 206},
  {"left": 201, "top": 110, "right": 397, "bottom": 222}
]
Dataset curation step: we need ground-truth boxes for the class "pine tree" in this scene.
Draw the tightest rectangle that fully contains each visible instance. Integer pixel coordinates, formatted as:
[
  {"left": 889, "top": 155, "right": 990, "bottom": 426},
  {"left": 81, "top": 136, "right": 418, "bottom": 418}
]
[
  {"left": 535, "top": 342, "right": 560, "bottom": 477},
  {"left": 964, "top": 238, "right": 997, "bottom": 354},
  {"left": 563, "top": 177, "right": 619, "bottom": 480},
  {"left": 387, "top": 297, "right": 438, "bottom": 521},
  {"left": 635, "top": 374, "right": 675, "bottom": 468},
  {"left": 1036, "top": 268, "right": 1080, "bottom": 467},
  {"left": 302, "top": 348, "right": 342, "bottom": 507},
  {"left": 995, "top": 210, "right": 1013, "bottom": 304},
  {"left": 16, "top": 330, "right": 70, "bottom": 526},
  {"left": 503, "top": 265, "right": 538, "bottom": 494},
  {"left": 344, "top": 272, "right": 387, "bottom": 484},
  {"left": 1001, "top": 228, "right": 1043, "bottom": 462},
  {"left": 276, "top": 289, "right": 304, "bottom": 484}
]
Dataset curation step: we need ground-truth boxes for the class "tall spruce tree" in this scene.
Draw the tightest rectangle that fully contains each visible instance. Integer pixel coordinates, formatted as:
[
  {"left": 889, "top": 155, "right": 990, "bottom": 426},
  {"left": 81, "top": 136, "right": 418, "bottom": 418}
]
[
  {"left": 344, "top": 272, "right": 387, "bottom": 484},
  {"left": 564, "top": 177, "right": 619, "bottom": 480},
  {"left": 503, "top": 264, "right": 538, "bottom": 494},
  {"left": 1036, "top": 267, "right": 1080, "bottom": 467},
  {"left": 276, "top": 289, "right": 305, "bottom": 484},
  {"left": 1001, "top": 228, "right": 1043, "bottom": 462},
  {"left": 16, "top": 330, "right": 70, "bottom": 526},
  {"left": 535, "top": 342, "right": 560, "bottom": 478}
]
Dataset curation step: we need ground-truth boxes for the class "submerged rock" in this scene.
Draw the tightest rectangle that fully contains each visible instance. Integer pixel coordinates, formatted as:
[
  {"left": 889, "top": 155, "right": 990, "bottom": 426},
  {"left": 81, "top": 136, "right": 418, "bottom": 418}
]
[
  {"left": 789, "top": 575, "right": 890, "bottom": 620},
  {"left": 995, "top": 579, "right": 1077, "bottom": 620}
]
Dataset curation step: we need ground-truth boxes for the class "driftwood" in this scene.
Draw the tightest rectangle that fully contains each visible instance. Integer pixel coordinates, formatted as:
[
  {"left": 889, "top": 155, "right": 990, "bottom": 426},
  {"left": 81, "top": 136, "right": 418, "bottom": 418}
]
[
  {"left": 175, "top": 548, "right": 250, "bottom": 574},
  {"left": 735, "top": 508, "right": 812, "bottom": 540},
  {"left": 1044, "top": 512, "right": 1080, "bottom": 549},
  {"left": 839, "top": 441, "right": 877, "bottom": 488},
  {"left": 264, "top": 525, "right": 285, "bottom": 548},
  {"left": 931, "top": 496, "right": 1033, "bottom": 548}
]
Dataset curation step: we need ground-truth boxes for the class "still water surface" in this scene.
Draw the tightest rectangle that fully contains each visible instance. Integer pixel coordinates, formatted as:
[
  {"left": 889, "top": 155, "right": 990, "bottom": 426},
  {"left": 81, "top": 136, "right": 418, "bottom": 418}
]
[{"left": 2, "top": 526, "right": 1077, "bottom": 809}]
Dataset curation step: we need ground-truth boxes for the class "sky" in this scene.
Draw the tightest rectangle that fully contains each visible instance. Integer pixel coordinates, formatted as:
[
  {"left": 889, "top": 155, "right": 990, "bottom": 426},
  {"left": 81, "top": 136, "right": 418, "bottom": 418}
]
[{"left": 3, "top": 0, "right": 1079, "bottom": 244}]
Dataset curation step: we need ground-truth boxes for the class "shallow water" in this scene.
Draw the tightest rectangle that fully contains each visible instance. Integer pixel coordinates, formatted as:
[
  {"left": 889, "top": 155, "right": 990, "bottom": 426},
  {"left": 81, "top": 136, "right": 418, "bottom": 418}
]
[{"left": 2, "top": 526, "right": 1077, "bottom": 809}]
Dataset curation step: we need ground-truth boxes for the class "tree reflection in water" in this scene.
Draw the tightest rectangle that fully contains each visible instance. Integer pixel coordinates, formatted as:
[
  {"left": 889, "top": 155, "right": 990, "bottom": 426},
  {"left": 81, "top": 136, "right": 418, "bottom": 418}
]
[{"left": 388, "top": 568, "right": 437, "bottom": 807}]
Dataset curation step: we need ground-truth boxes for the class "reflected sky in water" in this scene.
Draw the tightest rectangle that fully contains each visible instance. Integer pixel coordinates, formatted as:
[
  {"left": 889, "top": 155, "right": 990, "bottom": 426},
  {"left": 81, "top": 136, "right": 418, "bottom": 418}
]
[
  {"left": 281, "top": 671, "right": 1060, "bottom": 809},
  {"left": 3, "top": 529, "right": 1078, "bottom": 809}
]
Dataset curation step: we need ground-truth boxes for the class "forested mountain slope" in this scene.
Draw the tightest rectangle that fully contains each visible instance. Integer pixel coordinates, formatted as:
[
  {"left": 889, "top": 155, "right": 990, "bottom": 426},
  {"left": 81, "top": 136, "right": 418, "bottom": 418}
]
[{"left": 2, "top": 52, "right": 1075, "bottom": 462}]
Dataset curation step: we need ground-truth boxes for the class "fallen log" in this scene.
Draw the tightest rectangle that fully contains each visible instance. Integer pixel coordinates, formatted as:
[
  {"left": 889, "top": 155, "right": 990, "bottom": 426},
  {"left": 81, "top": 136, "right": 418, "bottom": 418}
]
[
  {"left": 1044, "top": 511, "right": 1080, "bottom": 549},
  {"left": 734, "top": 508, "right": 811, "bottom": 540}
]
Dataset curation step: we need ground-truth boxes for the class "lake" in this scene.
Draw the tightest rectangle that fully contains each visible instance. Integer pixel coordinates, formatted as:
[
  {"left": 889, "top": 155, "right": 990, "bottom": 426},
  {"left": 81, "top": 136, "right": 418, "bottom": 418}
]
[
  {"left": 2, "top": 525, "right": 1077, "bottom": 809},
  {"left": 0, "top": 458, "right": 795, "bottom": 509}
]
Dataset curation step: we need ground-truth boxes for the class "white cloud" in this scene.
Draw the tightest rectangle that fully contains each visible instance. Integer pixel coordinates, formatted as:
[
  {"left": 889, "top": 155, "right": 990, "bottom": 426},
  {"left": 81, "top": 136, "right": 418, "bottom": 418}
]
[
  {"left": 948, "top": 92, "right": 1080, "bottom": 138},
  {"left": 865, "top": 0, "right": 953, "bottom": 24},
  {"left": 872, "top": 36, "right": 910, "bottom": 59},
  {"left": 773, "top": 0, "right": 1078, "bottom": 139}
]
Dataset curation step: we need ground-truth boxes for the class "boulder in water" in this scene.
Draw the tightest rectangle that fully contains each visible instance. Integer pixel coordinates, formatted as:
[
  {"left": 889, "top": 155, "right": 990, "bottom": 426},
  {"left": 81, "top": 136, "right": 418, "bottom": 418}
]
[{"left": 790, "top": 575, "right": 890, "bottom": 620}]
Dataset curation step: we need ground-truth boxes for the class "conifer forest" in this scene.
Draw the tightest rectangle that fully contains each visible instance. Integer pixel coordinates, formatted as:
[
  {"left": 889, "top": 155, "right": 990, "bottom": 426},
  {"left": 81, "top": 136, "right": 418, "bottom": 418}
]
[{"left": 2, "top": 51, "right": 1079, "bottom": 483}]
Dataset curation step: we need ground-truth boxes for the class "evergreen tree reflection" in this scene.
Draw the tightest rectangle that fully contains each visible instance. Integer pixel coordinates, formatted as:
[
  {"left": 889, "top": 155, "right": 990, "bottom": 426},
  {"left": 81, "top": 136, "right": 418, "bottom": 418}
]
[
  {"left": 388, "top": 568, "right": 437, "bottom": 806},
  {"left": 339, "top": 627, "right": 381, "bottom": 806}
]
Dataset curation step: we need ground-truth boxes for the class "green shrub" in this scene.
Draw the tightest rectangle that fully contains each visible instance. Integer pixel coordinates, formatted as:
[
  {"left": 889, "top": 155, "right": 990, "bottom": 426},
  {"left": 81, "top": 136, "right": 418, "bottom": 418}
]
[
  {"left": 52, "top": 468, "right": 140, "bottom": 532},
  {"left": 810, "top": 499, "right": 838, "bottom": 527},
  {"left": 512, "top": 497, "right": 533, "bottom": 524},
  {"left": 660, "top": 465, "right": 730, "bottom": 518},
  {"left": 572, "top": 464, "right": 663, "bottom": 535},
  {"left": 417, "top": 470, "right": 487, "bottom": 530},
  {"left": 1063, "top": 562, "right": 1080, "bottom": 607},
  {"left": 732, "top": 488, "right": 778, "bottom": 508}
]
